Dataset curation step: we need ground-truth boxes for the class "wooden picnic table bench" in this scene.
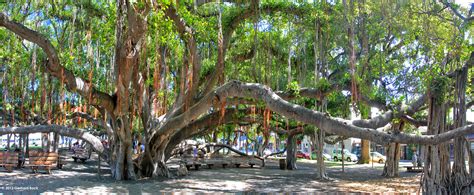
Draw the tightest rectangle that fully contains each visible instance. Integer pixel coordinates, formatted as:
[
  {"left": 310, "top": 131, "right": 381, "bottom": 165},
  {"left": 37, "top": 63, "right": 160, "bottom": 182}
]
[
  {"left": 182, "top": 156, "right": 202, "bottom": 170},
  {"left": 25, "top": 151, "right": 59, "bottom": 174},
  {"left": 0, "top": 151, "right": 19, "bottom": 172},
  {"left": 230, "top": 156, "right": 261, "bottom": 168},
  {"left": 201, "top": 158, "right": 230, "bottom": 169}
]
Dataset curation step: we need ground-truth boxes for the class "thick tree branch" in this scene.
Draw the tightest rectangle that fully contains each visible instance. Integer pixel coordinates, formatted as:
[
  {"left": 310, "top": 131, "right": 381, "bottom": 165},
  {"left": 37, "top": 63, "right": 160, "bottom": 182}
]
[
  {"left": 204, "top": 143, "right": 264, "bottom": 160},
  {"left": 401, "top": 115, "right": 427, "bottom": 128},
  {"left": 0, "top": 125, "right": 105, "bottom": 156},
  {"left": 156, "top": 81, "right": 474, "bottom": 146},
  {"left": 164, "top": 107, "right": 254, "bottom": 159},
  {"left": 351, "top": 94, "right": 427, "bottom": 129},
  {"left": 0, "top": 13, "right": 115, "bottom": 113}
]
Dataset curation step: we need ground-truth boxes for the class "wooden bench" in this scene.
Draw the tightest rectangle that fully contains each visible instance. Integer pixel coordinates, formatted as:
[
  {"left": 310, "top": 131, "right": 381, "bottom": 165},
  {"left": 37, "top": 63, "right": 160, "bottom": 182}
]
[
  {"left": 0, "top": 151, "right": 18, "bottom": 172},
  {"left": 405, "top": 166, "right": 423, "bottom": 172},
  {"left": 26, "top": 151, "right": 59, "bottom": 174},
  {"left": 248, "top": 158, "right": 261, "bottom": 168},
  {"left": 230, "top": 156, "right": 261, "bottom": 168},
  {"left": 201, "top": 158, "right": 230, "bottom": 169},
  {"left": 182, "top": 157, "right": 202, "bottom": 170},
  {"left": 72, "top": 148, "right": 88, "bottom": 163}
]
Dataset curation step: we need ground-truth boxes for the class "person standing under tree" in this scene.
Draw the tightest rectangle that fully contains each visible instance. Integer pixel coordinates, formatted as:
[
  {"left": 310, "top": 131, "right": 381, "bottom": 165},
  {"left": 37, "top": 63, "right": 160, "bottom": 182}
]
[{"left": 412, "top": 152, "right": 418, "bottom": 167}]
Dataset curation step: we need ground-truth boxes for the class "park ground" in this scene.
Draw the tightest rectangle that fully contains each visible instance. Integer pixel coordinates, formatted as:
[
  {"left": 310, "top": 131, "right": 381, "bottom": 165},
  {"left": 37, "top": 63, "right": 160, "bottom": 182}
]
[{"left": 0, "top": 153, "right": 422, "bottom": 194}]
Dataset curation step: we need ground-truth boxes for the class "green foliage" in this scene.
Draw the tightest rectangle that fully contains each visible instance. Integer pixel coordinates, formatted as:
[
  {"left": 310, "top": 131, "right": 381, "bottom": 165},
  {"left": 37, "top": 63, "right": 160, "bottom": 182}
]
[
  {"left": 303, "top": 125, "right": 316, "bottom": 135},
  {"left": 429, "top": 75, "right": 449, "bottom": 105},
  {"left": 286, "top": 81, "right": 300, "bottom": 96},
  {"left": 315, "top": 78, "right": 331, "bottom": 93}
]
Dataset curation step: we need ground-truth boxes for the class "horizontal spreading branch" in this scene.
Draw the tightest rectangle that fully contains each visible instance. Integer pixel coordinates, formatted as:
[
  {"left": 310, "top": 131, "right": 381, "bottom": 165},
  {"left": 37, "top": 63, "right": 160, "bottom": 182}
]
[
  {"left": 203, "top": 143, "right": 264, "bottom": 161},
  {"left": 157, "top": 80, "right": 474, "bottom": 146},
  {"left": 0, "top": 13, "right": 115, "bottom": 113},
  {"left": 351, "top": 94, "right": 427, "bottom": 129},
  {"left": 0, "top": 125, "right": 105, "bottom": 155}
]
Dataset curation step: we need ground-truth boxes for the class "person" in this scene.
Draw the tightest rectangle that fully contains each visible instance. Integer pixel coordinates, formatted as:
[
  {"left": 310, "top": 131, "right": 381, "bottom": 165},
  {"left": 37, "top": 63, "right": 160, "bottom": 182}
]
[
  {"left": 101, "top": 140, "right": 108, "bottom": 148},
  {"left": 72, "top": 141, "right": 80, "bottom": 153},
  {"left": 193, "top": 145, "right": 198, "bottom": 158},
  {"left": 412, "top": 152, "right": 418, "bottom": 167},
  {"left": 417, "top": 155, "right": 423, "bottom": 167},
  {"left": 133, "top": 141, "right": 137, "bottom": 154}
]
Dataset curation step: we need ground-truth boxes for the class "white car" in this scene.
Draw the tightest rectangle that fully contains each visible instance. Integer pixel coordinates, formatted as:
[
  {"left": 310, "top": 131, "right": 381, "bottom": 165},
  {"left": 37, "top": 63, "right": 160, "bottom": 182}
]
[
  {"left": 332, "top": 149, "right": 358, "bottom": 162},
  {"left": 370, "top": 152, "right": 387, "bottom": 163}
]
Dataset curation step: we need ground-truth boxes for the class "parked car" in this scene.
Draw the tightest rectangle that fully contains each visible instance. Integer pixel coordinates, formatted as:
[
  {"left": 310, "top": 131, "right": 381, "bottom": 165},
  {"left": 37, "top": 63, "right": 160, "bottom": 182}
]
[
  {"left": 332, "top": 149, "right": 358, "bottom": 162},
  {"left": 310, "top": 151, "right": 332, "bottom": 161},
  {"left": 296, "top": 150, "right": 310, "bottom": 159},
  {"left": 370, "top": 152, "right": 386, "bottom": 163}
]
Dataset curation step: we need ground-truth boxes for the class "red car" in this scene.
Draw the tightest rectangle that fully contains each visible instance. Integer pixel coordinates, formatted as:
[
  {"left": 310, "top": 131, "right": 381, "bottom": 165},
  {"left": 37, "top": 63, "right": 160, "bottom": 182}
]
[{"left": 296, "top": 151, "right": 310, "bottom": 159}]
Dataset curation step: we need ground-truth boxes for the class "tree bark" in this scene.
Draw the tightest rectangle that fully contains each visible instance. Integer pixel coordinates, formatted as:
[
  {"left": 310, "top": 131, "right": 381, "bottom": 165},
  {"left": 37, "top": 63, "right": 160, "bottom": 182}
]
[
  {"left": 0, "top": 125, "right": 105, "bottom": 155},
  {"left": 286, "top": 133, "right": 297, "bottom": 170},
  {"left": 449, "top": 66, "right": 470, "bottom": 193},
  {"left": 360, "top": 140, "right": 370, "bottom": 164},
  {"left": 315, "top": 129, "right": 327, "bottom": 179},
  {"left": 382, "top": 123, "right": 403, "bottom": 177},
  {"left": 422, "top": 95, "right": 450, "bottom": 194},
  {"left": 360, "top": 107, "right": 371, "bottom": 164}
]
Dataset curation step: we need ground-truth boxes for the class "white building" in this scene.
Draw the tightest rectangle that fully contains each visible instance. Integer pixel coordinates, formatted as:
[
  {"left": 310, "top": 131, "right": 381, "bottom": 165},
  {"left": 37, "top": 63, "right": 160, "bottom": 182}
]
[{"left": 0, "top": 133, "right": 42, "bottom": 148}]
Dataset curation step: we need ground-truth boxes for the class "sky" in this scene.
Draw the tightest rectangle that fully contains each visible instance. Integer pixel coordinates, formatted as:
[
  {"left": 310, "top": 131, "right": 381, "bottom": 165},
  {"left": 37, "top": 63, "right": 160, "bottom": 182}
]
[{"left": 455, "top": 0, "right": 472, "bottom": 8}]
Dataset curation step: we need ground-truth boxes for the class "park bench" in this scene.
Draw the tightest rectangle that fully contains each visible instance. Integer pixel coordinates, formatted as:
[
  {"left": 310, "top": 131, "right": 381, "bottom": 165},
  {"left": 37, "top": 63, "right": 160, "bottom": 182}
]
[
  {"left": 201, "top": 157, "right": 230, "bottom": 169},
  {"left": 72, "top": 148, "right": 89, "bottom": 163},
  {"left": 405, "top": 166, "right": 423, "bottom": 172},
  {"left": 0, "top": 151, "right": 18, "bottom": 172},
  {"left": 182, "top": 156, "right": 202, "bottom": 170},
  {"left": 230, "top": 156, "right": 261, "bottom": 168},
  {"left": 26, "top": 151, "right": 59, "bottom": 174}
]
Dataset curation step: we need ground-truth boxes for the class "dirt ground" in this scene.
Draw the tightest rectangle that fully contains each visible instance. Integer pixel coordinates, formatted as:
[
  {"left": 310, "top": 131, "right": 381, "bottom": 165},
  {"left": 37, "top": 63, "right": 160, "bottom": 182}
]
[{"left": 0, "top": 153, "right": 422, "bottom": 194}]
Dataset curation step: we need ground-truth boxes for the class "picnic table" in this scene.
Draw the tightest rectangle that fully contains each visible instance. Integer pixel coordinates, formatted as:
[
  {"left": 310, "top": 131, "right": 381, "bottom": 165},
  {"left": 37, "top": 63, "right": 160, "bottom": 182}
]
[
  {"left": 0, "top": 151, "right": 18, "bottom": 172},
  {"left": 25, "top": 151, "right": 59, "bottom": 174}
]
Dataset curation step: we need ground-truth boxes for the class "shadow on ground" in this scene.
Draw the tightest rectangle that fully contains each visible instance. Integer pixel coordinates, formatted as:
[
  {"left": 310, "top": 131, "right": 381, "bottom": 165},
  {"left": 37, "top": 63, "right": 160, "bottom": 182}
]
[{"left": 0, "top": 153, "right": 421, "bottom": 193}]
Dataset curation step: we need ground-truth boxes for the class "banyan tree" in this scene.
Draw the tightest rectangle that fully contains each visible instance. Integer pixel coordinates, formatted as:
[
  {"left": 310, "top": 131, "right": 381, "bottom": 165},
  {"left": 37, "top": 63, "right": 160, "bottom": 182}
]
[{"left": 0, "top": 0, "right": 473, "bottom": 193}]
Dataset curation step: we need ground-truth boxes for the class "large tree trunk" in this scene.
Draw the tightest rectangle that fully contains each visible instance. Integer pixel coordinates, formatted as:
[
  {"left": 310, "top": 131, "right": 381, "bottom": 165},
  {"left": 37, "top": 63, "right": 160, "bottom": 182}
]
[
  {"left": 53, "top": 132, "right": 59, "bottom": 152},
  {"left": 422, "top": 93, "right": 450, "bottom": 193},
  {"left": 315, "top": 129, "right": 327, "bottom": 179},
  {"left": 449, "top": 66, "right": 471, "bottom": 193},
  {"left": 7, "top": 134, "right": 11, "bottom": 149},
  {"left": 109, "top": 116, "right": 136, "bottom": 180},
  {"left": 107, "top": 0, "right": 149, "bottom": 181},
  {"left": 382, "top": 122, "right": 403, "bottom": 177},
  {"left": 286, "top": 133, "right": 297, "bottom": 170},
  {"left": 360, "top": 140, "right": 370, "bottom": 164}
]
